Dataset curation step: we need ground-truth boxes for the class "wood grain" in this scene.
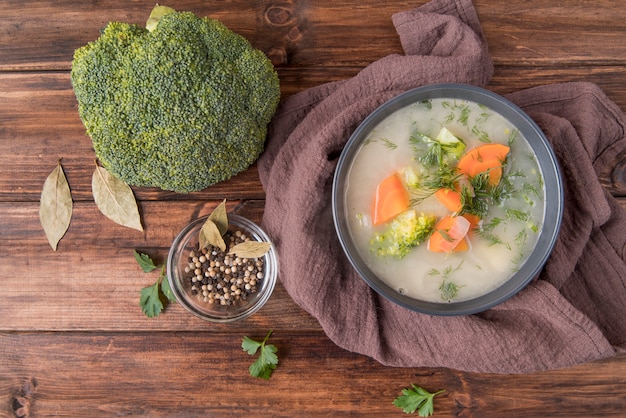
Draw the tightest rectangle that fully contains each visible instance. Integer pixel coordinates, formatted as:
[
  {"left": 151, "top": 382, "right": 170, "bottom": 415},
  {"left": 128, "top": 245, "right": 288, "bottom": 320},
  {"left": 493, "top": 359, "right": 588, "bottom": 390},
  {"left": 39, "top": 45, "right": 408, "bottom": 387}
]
[
  {"left": 2, "top": 0, "right": 626, "bottom": 71},
  {"left": 1, "top": 0, "right": 625, "bottom": 416},
  {"left": 1, "top": 333, "right": 625, "bottom": 417}
]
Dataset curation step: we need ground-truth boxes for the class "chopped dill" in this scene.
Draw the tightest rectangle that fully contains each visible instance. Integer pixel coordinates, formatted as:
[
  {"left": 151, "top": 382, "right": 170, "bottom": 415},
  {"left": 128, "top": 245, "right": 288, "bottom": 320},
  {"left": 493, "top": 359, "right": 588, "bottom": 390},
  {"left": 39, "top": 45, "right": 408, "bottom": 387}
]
[
  {"left": 476, "top": 111, "right": 491, "bottom": 124},
  {"left": 409, "top": 132, "right": 441, "bottom": 168},
  {"left": 381, "top": 137, "right": 398, "bottom": 150},
  {"left": 408, "top": 165, "right": 460, "bottom": 208},
  {"left": 471, "top": 125, "right": 491, "bottom": 143},
  {"left": 482, "top": 217, "right": 504, "bottom": 231},
  {"left": 418, "top": 99, "right": 432, "bottom": 110},
  {"left": 507, "top": 129, "right": 519, "bottom": 146},
  {"left": 506, "top": 208, "right": 531, "bottom": 222},
  {"left": 429, "top": 261, "right": 464, "bottom": 280},
  {"left": 515, "top": 229, "right": 528, "bottom": 247},
  {"left": 458, "top": 105, "right": 471, "bottom": 126},
  {"left": 439, "top": 280, "right": 463, "bottom": 301},
  {"left": 476, "top": 219, "right": 505, "bottom": 246}
]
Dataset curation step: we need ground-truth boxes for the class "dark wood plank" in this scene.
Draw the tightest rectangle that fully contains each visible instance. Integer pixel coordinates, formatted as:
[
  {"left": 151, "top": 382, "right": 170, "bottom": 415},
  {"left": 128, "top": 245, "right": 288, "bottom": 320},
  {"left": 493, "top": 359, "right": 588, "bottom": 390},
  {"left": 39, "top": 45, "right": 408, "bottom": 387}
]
[
  {"left": 1, "top": 333, "right": 625, "bottom": 417},
  {"left": 2, "top": 0, "right": 626, "bottom": 71}
]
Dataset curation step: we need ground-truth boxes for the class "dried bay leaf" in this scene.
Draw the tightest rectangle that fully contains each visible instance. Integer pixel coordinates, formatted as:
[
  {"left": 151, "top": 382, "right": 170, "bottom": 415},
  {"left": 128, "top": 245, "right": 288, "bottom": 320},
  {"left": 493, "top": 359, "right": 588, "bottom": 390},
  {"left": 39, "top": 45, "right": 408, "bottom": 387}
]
[
  {"left": 208, "top": 199, "right": 228, "bottom": 236},
  {"left": 40, "top": 160, "right": 73, "bottom": 250},
  {"left": 199, "top": 218, "right": 226, "bottom": 251},
  {"left": 229, "top": 241, "right": 272, "bottom": 259},
  {"left": 92, "top": 164, "right": 143, "bottom": 232}
]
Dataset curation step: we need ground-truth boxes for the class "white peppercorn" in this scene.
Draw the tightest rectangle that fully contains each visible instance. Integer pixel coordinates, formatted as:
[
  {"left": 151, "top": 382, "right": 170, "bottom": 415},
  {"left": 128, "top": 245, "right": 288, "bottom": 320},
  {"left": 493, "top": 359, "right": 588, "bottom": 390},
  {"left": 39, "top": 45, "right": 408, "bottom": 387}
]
[{"left": 186, "top": 228, "right": 266, "bottom": 306}]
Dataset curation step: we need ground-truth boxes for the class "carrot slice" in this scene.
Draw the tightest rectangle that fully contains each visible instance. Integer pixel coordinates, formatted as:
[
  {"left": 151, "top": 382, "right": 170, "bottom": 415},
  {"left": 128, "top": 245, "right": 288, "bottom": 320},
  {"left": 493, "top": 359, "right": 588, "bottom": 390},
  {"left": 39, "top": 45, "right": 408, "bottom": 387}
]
[
  {"left": 452, "top": 237, "right": 470, "bottom": 252},
  {"left": 462, "top": 213, "right": 481, "bottom": 235},
  {"left": 372, "top": 173, "right": 410, "bottom": 225},
  {"left": 427, "top": 215, "right": 471, "bottom": 253},
  {"left": 435, "top": 188, "right": 463, "bottom": 213},
  {"left": 457, "top": 144, "right": 510, "bottom": 186}
]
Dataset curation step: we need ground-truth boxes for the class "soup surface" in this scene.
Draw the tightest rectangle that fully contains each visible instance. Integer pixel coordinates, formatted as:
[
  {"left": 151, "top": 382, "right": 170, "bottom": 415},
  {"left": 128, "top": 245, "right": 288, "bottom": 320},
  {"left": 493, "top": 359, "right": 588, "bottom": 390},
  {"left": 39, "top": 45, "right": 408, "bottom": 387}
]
[{"left": 344, "top": 98, "right": 545, "bottom": 303}]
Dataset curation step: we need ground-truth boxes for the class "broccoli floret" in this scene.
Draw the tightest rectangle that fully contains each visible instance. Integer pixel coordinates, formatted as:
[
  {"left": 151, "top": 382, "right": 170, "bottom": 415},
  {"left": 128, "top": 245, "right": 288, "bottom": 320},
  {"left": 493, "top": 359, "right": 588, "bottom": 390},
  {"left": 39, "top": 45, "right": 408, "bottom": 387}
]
[
  {"left": 70, "top": 5, "right": 280, "bottom": 193},
  {"left": 370, "top": 209, "right": 436, "bottom": 258}
]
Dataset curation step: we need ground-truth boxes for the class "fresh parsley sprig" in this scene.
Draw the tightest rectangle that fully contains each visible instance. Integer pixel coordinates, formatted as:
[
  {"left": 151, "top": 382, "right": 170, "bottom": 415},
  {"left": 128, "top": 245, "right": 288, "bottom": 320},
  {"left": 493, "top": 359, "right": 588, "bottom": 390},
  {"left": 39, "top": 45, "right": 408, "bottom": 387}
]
[
  {"left": 242, "top": 330, "right": 279, "bottom": 379},
  {"left": 393, "top": 384, "right": 445, "bottom": 416},
  {"left": 135, "top": 250, "right": 176, "bottom": 318}
]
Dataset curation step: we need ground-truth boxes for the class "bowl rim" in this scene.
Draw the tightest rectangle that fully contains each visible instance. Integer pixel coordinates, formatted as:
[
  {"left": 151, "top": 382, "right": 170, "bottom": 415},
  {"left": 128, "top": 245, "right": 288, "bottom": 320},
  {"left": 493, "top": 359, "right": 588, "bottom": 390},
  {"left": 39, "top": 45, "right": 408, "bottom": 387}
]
[
  {"left": 166, "top": 213, "right": 278, "bottom": 323},
  {"left": 332, "top": 83, "right": 564, "bottom": 316}
]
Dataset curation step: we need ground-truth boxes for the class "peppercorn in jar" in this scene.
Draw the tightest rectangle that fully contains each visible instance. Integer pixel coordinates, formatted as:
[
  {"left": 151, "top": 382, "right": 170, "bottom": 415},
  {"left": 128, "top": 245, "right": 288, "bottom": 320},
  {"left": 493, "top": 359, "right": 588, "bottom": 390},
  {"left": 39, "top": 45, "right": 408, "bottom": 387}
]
[{"left": 184, "top": 230, "right": 265, "bottom": 306}]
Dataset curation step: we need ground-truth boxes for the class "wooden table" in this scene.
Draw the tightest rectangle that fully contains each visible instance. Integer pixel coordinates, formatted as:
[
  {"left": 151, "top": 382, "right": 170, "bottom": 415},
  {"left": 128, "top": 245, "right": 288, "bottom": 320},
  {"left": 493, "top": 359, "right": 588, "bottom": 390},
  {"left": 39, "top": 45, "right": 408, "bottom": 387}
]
[{"left": 2, "top": 1, "right": 625, "bottom": 416}]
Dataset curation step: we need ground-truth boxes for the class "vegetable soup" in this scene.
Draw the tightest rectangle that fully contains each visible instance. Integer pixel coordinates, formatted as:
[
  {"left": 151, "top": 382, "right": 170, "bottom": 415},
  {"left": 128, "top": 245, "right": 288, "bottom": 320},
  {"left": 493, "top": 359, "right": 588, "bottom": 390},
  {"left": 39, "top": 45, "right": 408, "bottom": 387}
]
[{"left": 343, "top": 98, "right": 545, "bottom": 303}]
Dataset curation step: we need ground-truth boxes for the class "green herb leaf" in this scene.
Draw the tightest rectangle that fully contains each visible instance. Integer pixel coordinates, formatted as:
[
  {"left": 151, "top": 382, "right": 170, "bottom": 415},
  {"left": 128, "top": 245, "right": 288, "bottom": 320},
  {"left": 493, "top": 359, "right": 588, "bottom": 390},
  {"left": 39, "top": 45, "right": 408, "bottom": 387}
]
[
  {"left": 242, "top": 330, "right": 278, "bottom": 380},
  {"left": 381, "top": 137, "right": 398, "bottom": 150},
  {"left": 159, "top": 266, "right": 176, "bottom": 302},
  {"left": 92, "top": 163, "right": 143, "bottom": 232},
  {"left": 139, "top": 281, "right": 163, "bottom": 318},
  {"left": 393, "top": 384, "right": 444, "bottom": 416},
  {"left": 242, "top": 336, "right": 262, "bottom": 355},
  {"left": 135, "top": 252, "right": 173, "bottom": 316},
  {"left": 40, "top": 160, "right": 73, "bottom": 251},
  {"left": 134, "top": 250, "right": 159, "bottom": 272},
  {"left": 439, "top": 280, "right": 463, "bottom": 301}
]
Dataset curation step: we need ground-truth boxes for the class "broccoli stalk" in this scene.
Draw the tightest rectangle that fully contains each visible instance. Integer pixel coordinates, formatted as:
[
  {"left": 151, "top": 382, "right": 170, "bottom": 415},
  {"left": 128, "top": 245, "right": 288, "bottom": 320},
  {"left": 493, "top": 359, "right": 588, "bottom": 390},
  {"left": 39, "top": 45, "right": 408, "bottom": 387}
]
[
  {"left": 370, "top": 210, "right": 436, "bottom": 258},
  {"left": 71, "top": 5, "right": 281, "bottom": 193}
]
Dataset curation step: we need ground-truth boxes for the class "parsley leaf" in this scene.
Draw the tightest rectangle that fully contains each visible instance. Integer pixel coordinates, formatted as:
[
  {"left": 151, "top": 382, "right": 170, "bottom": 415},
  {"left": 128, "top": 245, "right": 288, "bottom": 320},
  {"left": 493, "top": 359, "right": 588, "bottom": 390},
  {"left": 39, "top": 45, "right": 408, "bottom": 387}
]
[
  {"left": 134, "top": 250, "right": 159, "bottom": 272},
  {"left": 139, "top": 281, "right": 163, "bottom": 318},
  {"left": 393, "top": 384, "right": 445, "bottom": 416},
  {"left": 159, "top": 266, "right": 176, "bottom": 302},
  {"left": 242, "top": 330, "right": 278, "bottom": 380},
  {"left": 135, "top": 251, "right": 174, "bottom": 317}
]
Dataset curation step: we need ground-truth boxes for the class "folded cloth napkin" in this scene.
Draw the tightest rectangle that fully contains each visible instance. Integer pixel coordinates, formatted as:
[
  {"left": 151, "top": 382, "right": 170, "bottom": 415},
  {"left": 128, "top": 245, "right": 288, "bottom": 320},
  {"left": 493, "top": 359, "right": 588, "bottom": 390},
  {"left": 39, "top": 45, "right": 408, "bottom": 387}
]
[{"left": 258, "top": 0, "right": 626, "bottom": 373}]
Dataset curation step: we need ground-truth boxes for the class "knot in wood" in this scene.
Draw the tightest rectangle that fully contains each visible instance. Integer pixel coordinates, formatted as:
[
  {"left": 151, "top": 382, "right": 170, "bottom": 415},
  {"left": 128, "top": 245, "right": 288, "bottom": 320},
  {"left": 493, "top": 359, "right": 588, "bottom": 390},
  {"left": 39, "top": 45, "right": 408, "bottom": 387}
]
[
  {"left": 267, "top": 47, "right": 288, "bottom": 65},
  {"left": 265, "top": 4, "right": 296, "bottom": 27},
  {"left": 286, "top": 26, "right": 303, "bottom": 43},
  {"left": 12, "top": 396, "right": 30, "bottom": 417}
]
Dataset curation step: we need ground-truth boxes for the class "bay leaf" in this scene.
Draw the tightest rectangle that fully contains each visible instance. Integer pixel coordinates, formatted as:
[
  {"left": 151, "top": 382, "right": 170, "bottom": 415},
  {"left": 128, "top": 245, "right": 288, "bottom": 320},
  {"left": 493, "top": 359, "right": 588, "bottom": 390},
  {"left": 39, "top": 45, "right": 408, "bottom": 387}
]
[
  {"left": 92, "top": 165, "right": 143, "bottom": 232},
  {"left": 208, "top": 199, "right": 228, "bottom": 236},
  {"left": 39, "top": 160, "right": 73, "bottom": 251},
  {"left": 199, "top": 218, "right": 226, "bottom": 251},
  {"left": 229, "top": 241, "right": 272, "bottom": 259}
]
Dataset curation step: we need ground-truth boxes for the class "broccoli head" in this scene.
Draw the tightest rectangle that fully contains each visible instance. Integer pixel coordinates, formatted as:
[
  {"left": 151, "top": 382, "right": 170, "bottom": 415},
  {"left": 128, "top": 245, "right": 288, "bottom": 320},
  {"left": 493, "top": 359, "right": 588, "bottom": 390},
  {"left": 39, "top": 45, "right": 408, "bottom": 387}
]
[
  {"left": 371, "top": 209, "right": 436, "bottom": 258},
  {"left": 71, "top": 5, "right": 281, "bottom": 193}
]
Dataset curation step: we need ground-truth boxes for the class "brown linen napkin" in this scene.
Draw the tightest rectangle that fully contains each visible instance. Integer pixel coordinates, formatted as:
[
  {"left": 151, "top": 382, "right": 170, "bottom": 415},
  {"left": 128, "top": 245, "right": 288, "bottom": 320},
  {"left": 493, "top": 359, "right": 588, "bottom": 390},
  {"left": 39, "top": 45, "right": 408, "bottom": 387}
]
[{"left": 258, "top": 0, "right": 626, "bottom": 373}]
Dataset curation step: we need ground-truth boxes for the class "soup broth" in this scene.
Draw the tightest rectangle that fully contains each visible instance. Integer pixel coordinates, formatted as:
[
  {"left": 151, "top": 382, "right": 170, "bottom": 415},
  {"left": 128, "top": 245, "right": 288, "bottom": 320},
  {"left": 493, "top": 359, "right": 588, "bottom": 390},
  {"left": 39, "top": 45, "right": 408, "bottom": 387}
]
[{"left": 344, "top": 98, "right": 545, "bottom": 303}]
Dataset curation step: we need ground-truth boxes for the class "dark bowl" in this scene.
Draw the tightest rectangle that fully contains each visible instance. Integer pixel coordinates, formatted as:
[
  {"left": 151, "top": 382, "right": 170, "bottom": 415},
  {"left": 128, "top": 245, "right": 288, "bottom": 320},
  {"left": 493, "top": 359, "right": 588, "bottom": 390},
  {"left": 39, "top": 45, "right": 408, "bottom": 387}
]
[{"left": 332, "top": 83, "right": 563, "bottom": 316}]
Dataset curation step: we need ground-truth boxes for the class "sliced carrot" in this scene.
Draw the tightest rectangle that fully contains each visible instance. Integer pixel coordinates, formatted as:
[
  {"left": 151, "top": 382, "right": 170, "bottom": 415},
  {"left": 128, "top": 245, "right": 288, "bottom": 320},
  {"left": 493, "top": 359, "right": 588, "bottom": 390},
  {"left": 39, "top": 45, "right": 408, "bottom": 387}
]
[
  {"left": 457, "top": 144, "right": 510, "bottom": 186},
  {"left": 458, "top": 144, "right": 510, "bottom": 168},
  {"left": 435, "top": 188, "right": 463, "bottom": 213},
  {"left": 452, "top": 237, "right": 470, "bottom": 252},
  {"left": 427, "top": 215, "right": 471, "bottom": 253},
  {"left": 462, "top": 213, "right": 481, "bottom": 235},
  {"left": 372, "top": 173, "right": 410, "bottom": 225}
]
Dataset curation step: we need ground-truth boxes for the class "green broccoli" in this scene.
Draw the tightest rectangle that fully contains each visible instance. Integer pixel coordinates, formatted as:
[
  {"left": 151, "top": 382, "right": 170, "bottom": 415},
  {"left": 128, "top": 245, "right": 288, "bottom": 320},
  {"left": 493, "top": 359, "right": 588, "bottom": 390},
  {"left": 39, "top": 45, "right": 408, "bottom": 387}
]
[
  {"left": 71, "top": 5, "right": 280, "bottom": 193},
  {"left": 371, "top": 209, "right": 436, "bottom": 258}
]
